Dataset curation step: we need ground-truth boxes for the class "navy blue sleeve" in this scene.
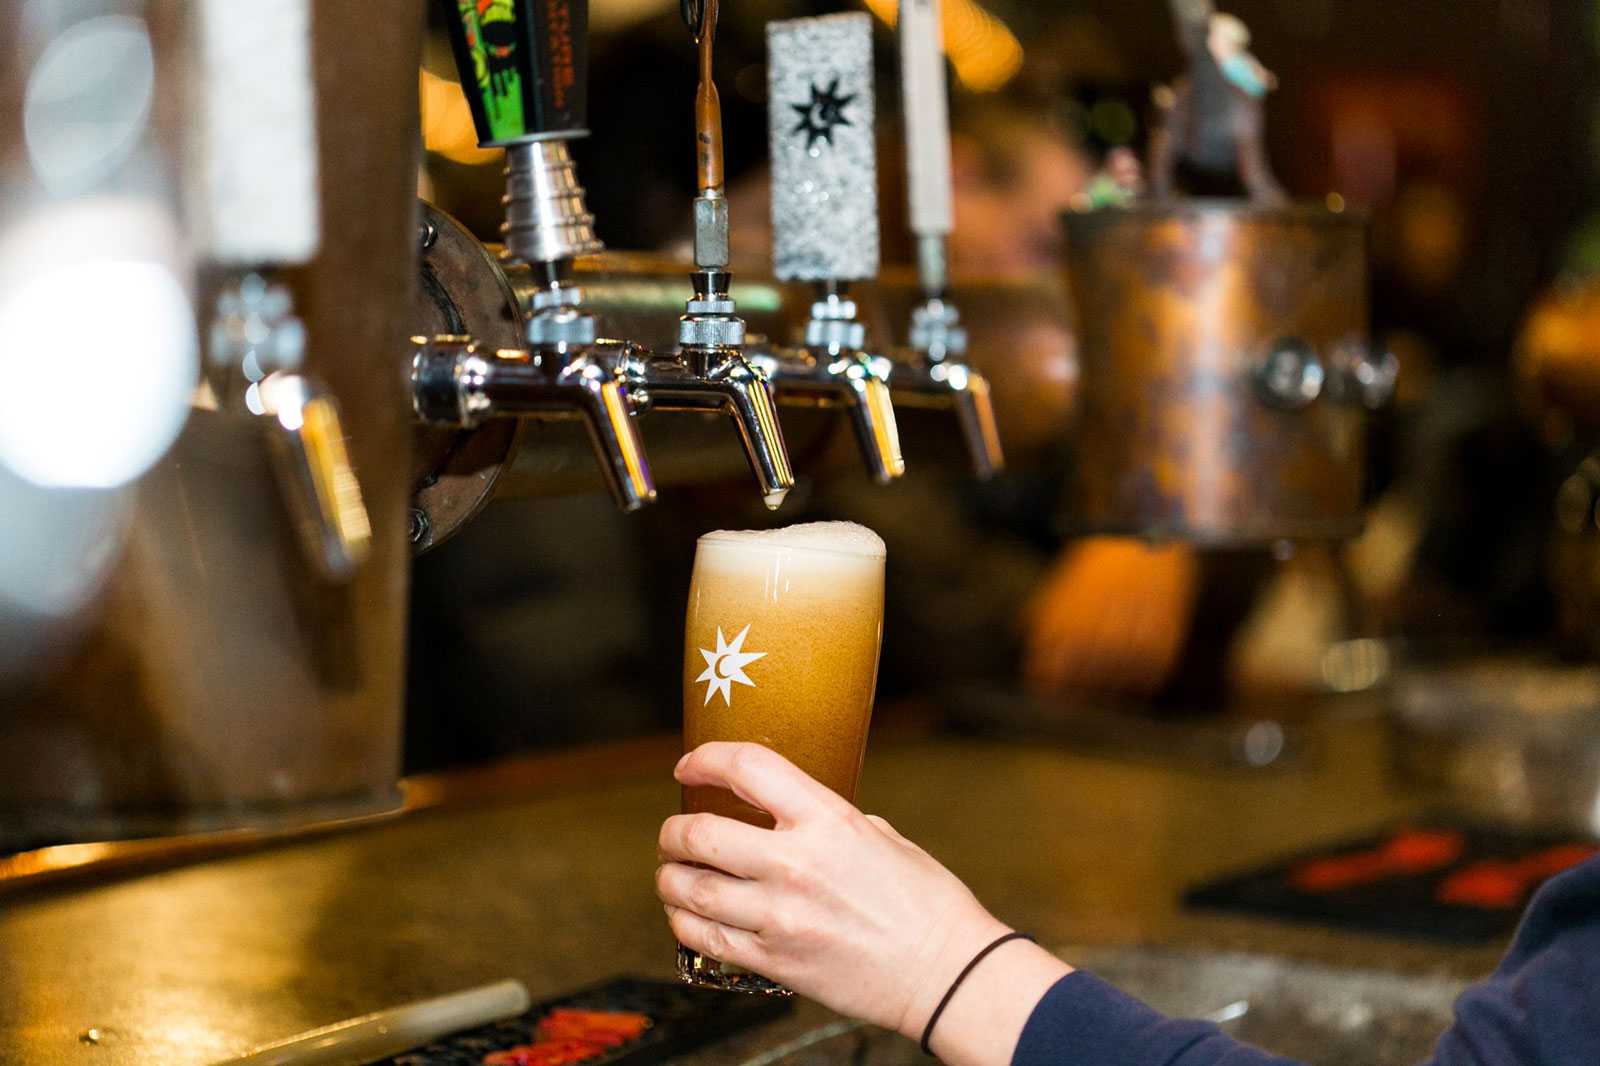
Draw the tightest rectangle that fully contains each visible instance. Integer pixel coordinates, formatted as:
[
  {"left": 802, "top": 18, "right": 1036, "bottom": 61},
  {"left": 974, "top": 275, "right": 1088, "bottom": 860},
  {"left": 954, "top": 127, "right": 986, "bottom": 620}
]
[
  {"left": 1011, "top": 970, "right": 1299, "bottom": 1066},
  {"left": 1011, "top": 857, "right": 1600, "bottom": 1066},
  {"left": 1423, "top": 855, "right": 1600, "bottom": 1065}
]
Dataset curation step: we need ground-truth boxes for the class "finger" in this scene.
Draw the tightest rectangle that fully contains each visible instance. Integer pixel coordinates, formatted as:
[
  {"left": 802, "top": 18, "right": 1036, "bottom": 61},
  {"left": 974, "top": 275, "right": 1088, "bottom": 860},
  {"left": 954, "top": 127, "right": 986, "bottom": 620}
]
[
  {"left": 656, "top": 862, "right": 770, "bottom": 932},
  {"left": 665, "top": 904, "right": 766, "bottom": 975},
  {"left": 676, "top": 743, "right": 847, "bottom": 828},
  {"left": 659, "top": 812, "right": 778, "bottom": 878}
]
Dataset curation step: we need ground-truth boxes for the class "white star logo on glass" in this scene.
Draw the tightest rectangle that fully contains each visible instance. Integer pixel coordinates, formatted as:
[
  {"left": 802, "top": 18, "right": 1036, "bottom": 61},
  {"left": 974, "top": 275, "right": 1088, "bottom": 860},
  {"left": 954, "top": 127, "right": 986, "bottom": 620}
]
[{"left": 696, "top": 624, "right": 767, "bottom": 706}]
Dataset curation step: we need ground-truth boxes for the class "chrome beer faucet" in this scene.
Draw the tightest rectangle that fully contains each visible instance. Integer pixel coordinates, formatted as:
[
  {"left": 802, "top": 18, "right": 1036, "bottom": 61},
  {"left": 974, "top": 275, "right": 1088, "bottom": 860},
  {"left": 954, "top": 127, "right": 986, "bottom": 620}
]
[
  {"left": 414, "top": 1, "right": 656, "bottom": 512},
  {"left": 887, "top": 0, "right": 1003, "bottom": 479},
  {"left": 752, "top": 13, "right": 904, "bottom": 486},
  {"left": 622, "top": 0, "right": 794, "bottom": 509},
  {"left": 195, "top": 0, "right": 372, "bottom": 579}
]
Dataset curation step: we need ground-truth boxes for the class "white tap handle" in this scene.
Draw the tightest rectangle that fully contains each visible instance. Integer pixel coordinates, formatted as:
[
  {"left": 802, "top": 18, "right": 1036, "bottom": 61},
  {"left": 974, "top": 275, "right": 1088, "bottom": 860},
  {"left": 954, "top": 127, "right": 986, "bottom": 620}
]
[
  {"left": 899, "top": 0, "right": 953, "bottom": 238},
  {"left": 768, "top": 13, "right": 879, "bottom": 283},
  {"left": 189, "top": 0, "right": 320, "bottom": 264}
]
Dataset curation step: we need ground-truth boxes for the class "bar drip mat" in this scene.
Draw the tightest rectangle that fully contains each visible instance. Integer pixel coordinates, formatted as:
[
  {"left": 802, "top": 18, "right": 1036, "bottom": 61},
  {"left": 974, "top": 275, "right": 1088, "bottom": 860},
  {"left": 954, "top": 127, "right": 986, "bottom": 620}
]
[
  {"left": 381, "top": 977, "right": 793, "bottom": 1066},
  {"left": 1185, "top": 820, "right": 1598, "bottom": 943}
]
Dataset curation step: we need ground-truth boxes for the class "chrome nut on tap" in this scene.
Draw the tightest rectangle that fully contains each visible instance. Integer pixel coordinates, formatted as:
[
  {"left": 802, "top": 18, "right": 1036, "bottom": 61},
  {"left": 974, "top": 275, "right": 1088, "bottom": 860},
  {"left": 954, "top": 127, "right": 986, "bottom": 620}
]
[
  {"left": 526, "top": 284, "right": 598, "bottom": 347},
  {"left": 803, "top": 294, "right": 868, "bottom": 353},
  {"left": 677, "top": 283, "right": 746, "bottom": 350},
  {"left": 908, "top": 298, "right": 967, "bottom": 365}
]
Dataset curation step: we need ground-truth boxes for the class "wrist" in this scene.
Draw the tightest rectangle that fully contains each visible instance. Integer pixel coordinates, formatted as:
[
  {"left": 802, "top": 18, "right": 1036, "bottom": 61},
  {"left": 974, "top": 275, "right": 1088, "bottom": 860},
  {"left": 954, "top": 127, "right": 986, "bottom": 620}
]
[
  {"left": 894, "top": 909, "right": 1012, "bottom": 1042},
  {"left": 923, "top": 942, "right": 1073, "bottom": 1066}
]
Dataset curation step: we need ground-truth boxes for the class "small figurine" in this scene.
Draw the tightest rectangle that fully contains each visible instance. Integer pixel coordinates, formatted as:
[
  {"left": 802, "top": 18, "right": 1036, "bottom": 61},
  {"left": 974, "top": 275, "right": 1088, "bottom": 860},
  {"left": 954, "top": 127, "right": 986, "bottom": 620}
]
[
  {"left": 1208, "top": 13, "right": 1277, "bottom": 99},
  {"left": 1148, "top": 0, "right": 1286, "bottom": 203},
  {"left": 1078, "top": 146, "right": 1146, "bottom": 210}
]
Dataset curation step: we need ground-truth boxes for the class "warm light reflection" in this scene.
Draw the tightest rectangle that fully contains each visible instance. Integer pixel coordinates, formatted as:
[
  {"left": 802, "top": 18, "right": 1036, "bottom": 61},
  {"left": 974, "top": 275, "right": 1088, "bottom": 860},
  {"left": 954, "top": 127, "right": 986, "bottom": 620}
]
[
  {"left": 0, "top": 841, "right": 115, "bottom": 879},
  {"left": 592, "top": 0, "right": 674, "bottom": 30},
  {"left": 420, "top": 68, "right": 504, "bottom": 167},
  {"left": 862, "top": 0, "right": 1023, "bottom": 93}
]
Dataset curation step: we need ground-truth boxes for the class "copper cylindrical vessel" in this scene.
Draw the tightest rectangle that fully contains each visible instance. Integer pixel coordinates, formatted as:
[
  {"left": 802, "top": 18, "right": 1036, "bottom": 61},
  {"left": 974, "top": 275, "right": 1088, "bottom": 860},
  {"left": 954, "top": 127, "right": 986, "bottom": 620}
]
[{"left": 1064, "top": 202, "right": 1372, "bottom": 544}]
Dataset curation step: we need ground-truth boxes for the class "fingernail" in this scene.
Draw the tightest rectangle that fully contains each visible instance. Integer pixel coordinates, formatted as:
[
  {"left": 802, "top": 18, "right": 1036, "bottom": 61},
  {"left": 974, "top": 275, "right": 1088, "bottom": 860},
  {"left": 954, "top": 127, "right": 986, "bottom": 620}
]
[{"left": 674, "top": 752, "right": 691, "bottom": 774}]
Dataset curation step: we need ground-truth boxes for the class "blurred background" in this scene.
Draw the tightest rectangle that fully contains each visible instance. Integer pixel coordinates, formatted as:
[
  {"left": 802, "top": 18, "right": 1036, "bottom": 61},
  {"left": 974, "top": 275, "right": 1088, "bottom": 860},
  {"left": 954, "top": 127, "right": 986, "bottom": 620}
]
[
  {"left": 7, "top": 0, "right": 1600, "bottom": 835},
  {"left": 406, "top": 0, "right": 1600, "bottom": 773},
  {"left": 8, "top": 6, "right": 1600, "bottom": 1056}
]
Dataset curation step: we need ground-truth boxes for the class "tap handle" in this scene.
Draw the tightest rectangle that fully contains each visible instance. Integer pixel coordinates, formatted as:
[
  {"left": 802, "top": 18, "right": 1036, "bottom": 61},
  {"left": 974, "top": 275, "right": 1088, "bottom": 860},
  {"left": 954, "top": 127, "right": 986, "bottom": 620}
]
[
  {"left": 767, "top": 13, "right": 879, "bottom": 283},
  {"left": 578, "top": 374, "right": 657, "bottom": 512},
  {"left": 440, "top": 0, "right": 590, "bottom": 146},
  {"left": 191, "top": 0, "right": 320, "bottom": 265},
  {"left": 898, "top": 0, "right": 953, "bottom": 240},
  {"left": 950, "top": 367, "right": 1005, "bottom": 479},
  {"left": 257, "top": 372, "right": 372, "bottom": 581}
]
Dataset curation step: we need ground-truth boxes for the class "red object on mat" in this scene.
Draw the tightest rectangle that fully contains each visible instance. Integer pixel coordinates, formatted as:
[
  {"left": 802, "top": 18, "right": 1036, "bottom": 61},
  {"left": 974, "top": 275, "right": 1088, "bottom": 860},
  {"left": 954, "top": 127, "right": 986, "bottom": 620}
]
[
  {"left": 1290, "top": 828, "right": 1466, "bottom": 893},
  {"left": 1436, "top": 843, "right": 1599, "bottom": 909},
  {"left": 483, "top": 1010, "right": 653, "bottom": 1066}
]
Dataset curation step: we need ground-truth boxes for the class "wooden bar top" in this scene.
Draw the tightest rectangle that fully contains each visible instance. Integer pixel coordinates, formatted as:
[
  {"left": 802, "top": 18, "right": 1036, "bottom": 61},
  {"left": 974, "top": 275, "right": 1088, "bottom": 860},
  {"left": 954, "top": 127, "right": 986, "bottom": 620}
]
[{"left": 0, "top": 715, "right": 1497, "bottom": 1066}]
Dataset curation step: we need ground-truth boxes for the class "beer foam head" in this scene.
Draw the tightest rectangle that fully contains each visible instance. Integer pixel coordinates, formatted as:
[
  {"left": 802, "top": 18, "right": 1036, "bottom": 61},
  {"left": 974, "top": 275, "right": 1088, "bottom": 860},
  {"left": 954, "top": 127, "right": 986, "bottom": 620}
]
[{"left": 699, "top": 521, "right": 885, "bottom": 559}]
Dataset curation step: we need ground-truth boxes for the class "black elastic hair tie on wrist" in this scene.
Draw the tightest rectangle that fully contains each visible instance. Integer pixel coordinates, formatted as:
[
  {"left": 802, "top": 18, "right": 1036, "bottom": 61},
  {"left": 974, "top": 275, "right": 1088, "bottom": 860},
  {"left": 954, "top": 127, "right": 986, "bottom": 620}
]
[{"left": 920, "top": 931, "right": 1036, "bottom": 1056}]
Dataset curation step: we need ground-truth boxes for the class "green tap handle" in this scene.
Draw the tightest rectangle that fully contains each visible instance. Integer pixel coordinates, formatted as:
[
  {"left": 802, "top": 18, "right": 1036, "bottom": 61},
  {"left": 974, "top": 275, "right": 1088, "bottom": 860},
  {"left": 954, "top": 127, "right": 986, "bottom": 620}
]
[{"left": 439, "top": 0, "right": 590, "bottom": 146}]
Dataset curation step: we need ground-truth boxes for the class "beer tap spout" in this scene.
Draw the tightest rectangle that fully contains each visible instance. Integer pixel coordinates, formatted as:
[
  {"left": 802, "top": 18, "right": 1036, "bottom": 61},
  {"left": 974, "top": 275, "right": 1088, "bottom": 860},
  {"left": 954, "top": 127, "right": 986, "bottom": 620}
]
[
  {"left": 890, "top": 293, "right": 1004, "bottom": 480},
  {"left": 748, "top": 286, "right": 904, "bottom": 485},
  {"left": 630, "top": 272, "right": 793, "bottom": 508},
  {"left": 411, "top": 335, "right": 655, "bottom": 512}
]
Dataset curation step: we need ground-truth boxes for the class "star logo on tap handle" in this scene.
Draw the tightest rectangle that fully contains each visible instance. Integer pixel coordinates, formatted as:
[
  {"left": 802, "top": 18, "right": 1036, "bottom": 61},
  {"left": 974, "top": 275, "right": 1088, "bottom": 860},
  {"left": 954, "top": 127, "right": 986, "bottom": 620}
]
[
  {"left": 791, "top": 78, "right": 856, "bottom": 149},
  {"left": 696, "top": 624, "right": 767, "bottom": 706}
]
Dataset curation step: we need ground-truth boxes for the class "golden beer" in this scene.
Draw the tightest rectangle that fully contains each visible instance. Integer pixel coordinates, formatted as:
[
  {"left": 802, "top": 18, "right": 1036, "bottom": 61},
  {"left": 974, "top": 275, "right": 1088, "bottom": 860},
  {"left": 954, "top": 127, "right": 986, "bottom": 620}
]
[{"left": 678, "top": 522, "right": 886, "bottom": 993}]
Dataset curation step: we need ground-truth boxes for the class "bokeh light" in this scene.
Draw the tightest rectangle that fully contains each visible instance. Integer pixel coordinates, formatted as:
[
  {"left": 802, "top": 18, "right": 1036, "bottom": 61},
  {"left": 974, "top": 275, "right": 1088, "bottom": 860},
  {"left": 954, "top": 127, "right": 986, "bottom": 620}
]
[
  {"left": 0, "top": 258, "right": 196, "bottom": 489},
  {"left": 862, "top": 0, "right": 1023, "bottom": 93}
]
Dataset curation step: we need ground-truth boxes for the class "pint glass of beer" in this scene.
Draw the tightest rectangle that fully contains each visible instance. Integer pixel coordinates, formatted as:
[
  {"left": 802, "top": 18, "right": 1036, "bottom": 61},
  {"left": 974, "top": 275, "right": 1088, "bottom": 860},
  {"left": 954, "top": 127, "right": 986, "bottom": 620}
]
[{"left": 678, "top": 522, "right": 886, "bottom": 993}]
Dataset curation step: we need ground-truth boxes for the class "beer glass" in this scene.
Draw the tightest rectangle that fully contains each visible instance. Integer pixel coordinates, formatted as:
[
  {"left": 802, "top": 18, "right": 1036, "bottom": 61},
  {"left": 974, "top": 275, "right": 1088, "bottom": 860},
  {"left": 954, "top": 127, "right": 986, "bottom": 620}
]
[{"left": 678, "top": 522, "right": 886, "bottom": 994}]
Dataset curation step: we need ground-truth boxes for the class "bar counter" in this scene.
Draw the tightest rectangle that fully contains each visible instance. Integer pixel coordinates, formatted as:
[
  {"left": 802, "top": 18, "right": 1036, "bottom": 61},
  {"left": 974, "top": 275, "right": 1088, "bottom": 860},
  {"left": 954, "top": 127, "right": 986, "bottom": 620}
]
[{"left": 0, "top": 711, "right": 1498, "bottom": 1066}]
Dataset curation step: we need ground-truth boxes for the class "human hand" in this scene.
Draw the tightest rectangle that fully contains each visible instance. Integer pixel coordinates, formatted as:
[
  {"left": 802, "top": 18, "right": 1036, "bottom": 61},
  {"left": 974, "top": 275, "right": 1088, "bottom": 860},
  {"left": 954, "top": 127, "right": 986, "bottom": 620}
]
[
  {"left": 1021, "top": 537, "right": 1199, "bottom": 701},
  {"left": 657, "top": 743, "right": 1021, "bottom": 1040}
]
